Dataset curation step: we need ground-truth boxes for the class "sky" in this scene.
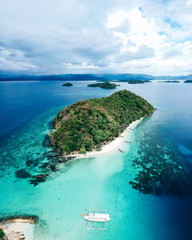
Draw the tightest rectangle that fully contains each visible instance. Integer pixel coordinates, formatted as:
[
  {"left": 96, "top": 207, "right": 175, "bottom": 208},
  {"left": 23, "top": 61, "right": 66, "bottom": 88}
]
[{"left": 0, "top": 0, "right": 192, "bottom": 76}]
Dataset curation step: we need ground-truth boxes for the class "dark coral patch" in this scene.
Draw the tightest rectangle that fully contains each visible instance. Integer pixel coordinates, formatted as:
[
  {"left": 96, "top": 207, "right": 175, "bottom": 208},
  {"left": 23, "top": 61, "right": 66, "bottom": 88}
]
[{"left": 15, "top": 169, "right": 31, "bottom": 179}]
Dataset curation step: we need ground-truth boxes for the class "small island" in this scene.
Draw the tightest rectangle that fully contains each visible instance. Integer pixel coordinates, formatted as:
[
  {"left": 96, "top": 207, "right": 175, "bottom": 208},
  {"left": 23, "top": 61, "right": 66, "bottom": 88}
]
[
  {"left": 0, "top": 215, "right": 37, "bottom": 240},
  {"left": 62, "top": 82, "right": 73, "bottom": 86},
  {"left": 50, "top": 90, "right": 154, "bottom": 156},
  {"left": 165, "top": 80, "right": 180, "bottom": 83},
  {"left": 87, "top": 81, "right": 119, "bottom": 89},
  {"left": 184, "top": 80, "right": 192, "bottom": 83},
  {"left": 158, "top": 80, "right": 180, "bottom": 83},
  {"left": 127, "top": 80, "right": 150, "bottom": 84}
]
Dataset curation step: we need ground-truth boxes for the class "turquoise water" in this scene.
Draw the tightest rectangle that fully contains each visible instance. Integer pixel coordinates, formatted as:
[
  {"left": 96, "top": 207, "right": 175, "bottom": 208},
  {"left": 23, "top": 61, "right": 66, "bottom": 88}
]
[{"left": 0, "top": 81, "right": 192, "bottom": 239}]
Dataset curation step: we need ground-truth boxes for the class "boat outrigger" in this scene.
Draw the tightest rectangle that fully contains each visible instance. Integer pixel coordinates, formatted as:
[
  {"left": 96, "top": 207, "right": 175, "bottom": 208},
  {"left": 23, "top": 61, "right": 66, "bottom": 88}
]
[{"left": 82, "top": 209, "right": 111, "bottom": 230}]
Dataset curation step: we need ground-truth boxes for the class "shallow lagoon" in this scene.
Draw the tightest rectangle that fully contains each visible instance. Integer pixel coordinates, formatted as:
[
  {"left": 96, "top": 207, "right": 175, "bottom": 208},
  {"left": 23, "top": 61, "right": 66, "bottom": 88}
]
[{"left": 0, "top": 81, "right": 192, "bottom": 239}]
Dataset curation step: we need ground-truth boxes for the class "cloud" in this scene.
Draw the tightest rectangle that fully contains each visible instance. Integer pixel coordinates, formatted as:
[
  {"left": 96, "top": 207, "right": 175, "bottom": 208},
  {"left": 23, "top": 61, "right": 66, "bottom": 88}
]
[
  {"left": 0, "top": 0, "right": 192, "bottom": 75},
  {"left": 65, "top": 63, "right": 99, "bottom": 69},
  {"left": 116, "top": 45, "right": 155, "bottom": 63},
  {"left": 164, "top": 17, "right": 182, "bottom": 29},
  {"left": 0, "top": 46, "right": 38, "bottom": 71}
]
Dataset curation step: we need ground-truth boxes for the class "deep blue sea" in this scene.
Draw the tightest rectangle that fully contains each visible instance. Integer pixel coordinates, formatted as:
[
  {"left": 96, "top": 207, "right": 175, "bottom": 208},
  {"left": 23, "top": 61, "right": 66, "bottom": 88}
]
[{"left": 0, "top": 81, "right": 192, "bottom": 240}]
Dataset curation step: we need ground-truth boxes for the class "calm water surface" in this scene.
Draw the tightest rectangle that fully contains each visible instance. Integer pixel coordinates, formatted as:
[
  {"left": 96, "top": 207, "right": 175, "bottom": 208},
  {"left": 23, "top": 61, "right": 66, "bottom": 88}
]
[{"left": 0, "top": 81, "right": 192, "bottom": 240}]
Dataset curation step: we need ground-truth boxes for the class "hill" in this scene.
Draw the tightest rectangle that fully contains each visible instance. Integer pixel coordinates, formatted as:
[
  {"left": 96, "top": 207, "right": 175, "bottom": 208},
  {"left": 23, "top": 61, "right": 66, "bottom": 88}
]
[
  {"left": 62, "top": 82, "right": 73, "bottom": 86},
  {"left": 184, "top": 80, "right": 192, "bottom": 83},
  {"left": 50, "top": 90, "right": 154, "bottom": 155}
]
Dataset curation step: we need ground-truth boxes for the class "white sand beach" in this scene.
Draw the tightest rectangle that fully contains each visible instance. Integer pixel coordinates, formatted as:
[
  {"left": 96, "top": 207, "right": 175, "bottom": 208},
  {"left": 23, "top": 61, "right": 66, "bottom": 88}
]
[{"left": 2, "top": 222, "right": 34, "bottom": 240}]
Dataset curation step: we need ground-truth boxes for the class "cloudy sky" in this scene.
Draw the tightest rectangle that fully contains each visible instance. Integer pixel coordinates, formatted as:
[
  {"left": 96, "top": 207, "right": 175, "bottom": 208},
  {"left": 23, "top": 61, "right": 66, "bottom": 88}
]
[{"left": 0, "top": 0, "right": 192, "bottom": 75}]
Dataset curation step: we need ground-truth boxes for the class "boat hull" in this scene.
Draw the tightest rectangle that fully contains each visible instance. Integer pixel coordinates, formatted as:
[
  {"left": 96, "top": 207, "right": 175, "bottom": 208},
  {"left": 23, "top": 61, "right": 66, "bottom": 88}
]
[{"left": 84, "top": 213, "right": 111, "bottom": 222}]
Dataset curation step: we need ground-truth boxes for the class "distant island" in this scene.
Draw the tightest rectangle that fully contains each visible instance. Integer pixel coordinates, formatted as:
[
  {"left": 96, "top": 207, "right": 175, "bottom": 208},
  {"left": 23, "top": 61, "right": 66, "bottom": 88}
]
[
  {"left": 127, "top": 80, "right": 150, "bottom": 84},
  {"left": 165, "top": 80, "right": 180, "bottom": 83},
  {"left": 62, "top": 82, "right": 73, "bottom": 86},
  {"left": 158, "top": 80, "right": 180, "bottom": 83},
  {"left": 50, "top": 90, "right": 154, "bottom": 155},
  {"left": 87, "top": 81, "right": 119, "bottom": 89},
  {"left": 184, "top": 80, "right": 192, "bottom": 83}
]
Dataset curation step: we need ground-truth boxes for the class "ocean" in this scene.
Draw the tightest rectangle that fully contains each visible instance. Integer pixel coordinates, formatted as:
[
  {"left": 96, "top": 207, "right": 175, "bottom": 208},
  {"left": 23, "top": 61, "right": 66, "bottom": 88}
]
[{"left": 0, "top": 80, "right": 192, "bottom": 240}]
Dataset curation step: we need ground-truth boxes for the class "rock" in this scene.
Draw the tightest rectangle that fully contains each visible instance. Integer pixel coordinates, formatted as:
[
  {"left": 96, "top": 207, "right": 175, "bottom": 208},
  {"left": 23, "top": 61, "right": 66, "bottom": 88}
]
[{"left": 42, "top": 134, "right": 51, "bottom": 147}]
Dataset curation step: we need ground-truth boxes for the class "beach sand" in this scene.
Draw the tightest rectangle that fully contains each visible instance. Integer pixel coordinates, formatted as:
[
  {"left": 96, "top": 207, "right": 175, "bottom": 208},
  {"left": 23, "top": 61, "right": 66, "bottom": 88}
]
[{"left": 2, "top": 222, "right": 34, "bottom": 240}]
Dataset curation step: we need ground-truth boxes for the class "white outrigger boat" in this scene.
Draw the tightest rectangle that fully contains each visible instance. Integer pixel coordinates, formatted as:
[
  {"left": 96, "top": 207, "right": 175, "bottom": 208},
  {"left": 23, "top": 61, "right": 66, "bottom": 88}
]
[
  {"left": 82, "top": 209, "right": 111, "bottom": 230},
  {"left": 84, "top": 212, "right": 111, "bottom": 222}
]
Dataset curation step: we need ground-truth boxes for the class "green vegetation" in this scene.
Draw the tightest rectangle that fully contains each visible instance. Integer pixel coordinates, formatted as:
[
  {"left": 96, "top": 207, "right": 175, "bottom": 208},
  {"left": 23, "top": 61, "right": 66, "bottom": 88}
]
[
  {"left": 0, "top": 229, "right": 5, "bottom": 239},
  {"left": 87, "top": 81, "right": 119, "bottom": 89},
  {"left": 157, "top": 80, "right": 180, "bottom": 83},
  {"left": 184, "top": 80, "right": 192, "bottom": 83},
  {"left": 158, "top": 80, "right": 180, "bottom": 83},
  {"left": 164, "top": 80, "right": 180, "bottom": 83},
  {"left": 50, "top": 90, "right": 154, "bottom": 155},
  {"left": 62, "top": 82, "right": 73, "bottom": 86},
  {"left": 127, "top": 80, "right": 150, "bottom": 84}
]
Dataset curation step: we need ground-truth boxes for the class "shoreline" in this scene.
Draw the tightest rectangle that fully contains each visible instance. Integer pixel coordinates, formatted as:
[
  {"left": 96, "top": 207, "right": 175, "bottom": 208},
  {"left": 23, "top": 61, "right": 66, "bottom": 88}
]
[
  {"left": 0, "top": 216, "right": 37, "bottom": 225},
  {"left": 65, "top": 118, "right": 143, "bottom": 159},
  {"left": 2, "top": 222, "right": 34, "bottom": 240},
  {"left": 0, "top": 216, "right": 37, "bottom": 240}
]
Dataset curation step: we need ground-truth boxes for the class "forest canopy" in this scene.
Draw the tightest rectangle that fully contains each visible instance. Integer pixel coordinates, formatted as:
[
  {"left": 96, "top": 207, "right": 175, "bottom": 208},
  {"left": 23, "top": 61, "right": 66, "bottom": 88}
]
[
  {"left": 87, "top": 81, "right": 119, "bottom": 89},
  {"left": 50, "top": 90, "right": 154, "bottom": 155}
]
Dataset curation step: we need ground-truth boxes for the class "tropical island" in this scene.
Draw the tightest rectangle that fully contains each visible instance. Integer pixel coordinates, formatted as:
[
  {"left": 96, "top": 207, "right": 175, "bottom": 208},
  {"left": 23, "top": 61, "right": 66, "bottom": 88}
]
[
  {"left": 50, "top": 90, "right": 154, "bottom": 156},
  {"left": 0, "top": 215, "right": 37, "bottom": 240},
  {"left": 158, "top": 80, "right": 180, "bottom": 83},
  {"left": 62, "top": 82, "right": 73, "bottom": 86},
  {"left": 87, "top": 81, "right": 119, "bottom": 89},
  {"left": 165, "top": 80, "right": 180, "bottom": 83},
  {"left": 127, "top": 80, "right": 150, "bottom": 84},
  {"left": 184, "top": 80, "right": 192, "bottom": 83}
]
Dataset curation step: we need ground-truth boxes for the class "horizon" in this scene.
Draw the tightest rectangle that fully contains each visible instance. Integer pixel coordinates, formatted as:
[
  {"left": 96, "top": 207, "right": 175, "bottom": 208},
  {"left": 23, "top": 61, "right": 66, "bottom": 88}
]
[{"left": 0, "top": 72, "right": 192, "bottom": 78}]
